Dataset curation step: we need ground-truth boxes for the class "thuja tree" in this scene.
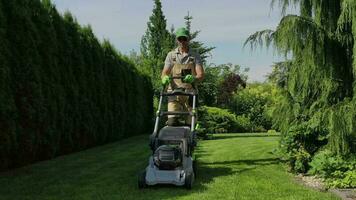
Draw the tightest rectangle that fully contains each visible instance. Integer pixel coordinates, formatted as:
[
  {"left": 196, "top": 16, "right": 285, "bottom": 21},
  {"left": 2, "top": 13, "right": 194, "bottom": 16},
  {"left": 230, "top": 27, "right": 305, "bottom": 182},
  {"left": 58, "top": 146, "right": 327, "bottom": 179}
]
[
  {"left": 245, "top": 0, "right": 355, "bottom": 172},
  {"left": 0, "top": 0, "right": 153, "bottom": 170},
  {"left": 140, "top": 0, "right": 173, "bottom": 90}
]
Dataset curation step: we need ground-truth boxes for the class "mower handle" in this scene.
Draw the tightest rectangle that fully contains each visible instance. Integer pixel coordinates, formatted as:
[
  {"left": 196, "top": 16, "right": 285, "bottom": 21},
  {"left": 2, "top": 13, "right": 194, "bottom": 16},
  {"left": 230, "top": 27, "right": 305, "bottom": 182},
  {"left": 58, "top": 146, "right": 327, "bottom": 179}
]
[
  {"left": 161, "top": 76, "right": 197, "bottom": 93},
  {"left": 171, "top": 76, "right": 184, "bottom": 79}
]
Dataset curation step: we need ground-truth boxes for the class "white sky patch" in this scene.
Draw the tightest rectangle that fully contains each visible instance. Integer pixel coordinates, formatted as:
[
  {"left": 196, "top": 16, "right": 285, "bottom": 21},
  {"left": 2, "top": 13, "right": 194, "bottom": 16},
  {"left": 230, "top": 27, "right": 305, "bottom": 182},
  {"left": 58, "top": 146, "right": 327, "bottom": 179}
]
[{"left": 52, "top": 0, "right": 297, "bottom": 82}]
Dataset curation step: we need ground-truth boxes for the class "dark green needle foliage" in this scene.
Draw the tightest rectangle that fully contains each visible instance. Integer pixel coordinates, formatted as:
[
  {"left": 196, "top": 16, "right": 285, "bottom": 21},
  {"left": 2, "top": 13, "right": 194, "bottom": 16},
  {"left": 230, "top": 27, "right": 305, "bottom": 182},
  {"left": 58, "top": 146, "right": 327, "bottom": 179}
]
[
  {"left": 0, "top": 0, "right": 153, "bottom": 171},
  {"left": 246, "top": 0, "right": 356, "bottom": 180}
]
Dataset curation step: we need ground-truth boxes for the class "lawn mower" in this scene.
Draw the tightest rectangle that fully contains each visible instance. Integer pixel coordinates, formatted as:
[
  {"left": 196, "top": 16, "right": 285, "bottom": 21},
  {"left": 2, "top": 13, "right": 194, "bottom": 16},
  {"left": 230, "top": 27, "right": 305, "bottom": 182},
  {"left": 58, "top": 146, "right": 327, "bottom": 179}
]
[{"left": 138, "top": 76, "right": 198, "bottom": 189}]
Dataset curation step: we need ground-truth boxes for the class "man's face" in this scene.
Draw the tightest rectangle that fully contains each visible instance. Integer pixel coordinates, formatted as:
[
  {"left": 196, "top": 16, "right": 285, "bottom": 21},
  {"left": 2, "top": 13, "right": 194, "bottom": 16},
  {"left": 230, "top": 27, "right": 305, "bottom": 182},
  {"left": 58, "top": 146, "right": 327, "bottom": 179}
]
[{"left": 177, "top": 36, "right": 189, "bottom": 48}]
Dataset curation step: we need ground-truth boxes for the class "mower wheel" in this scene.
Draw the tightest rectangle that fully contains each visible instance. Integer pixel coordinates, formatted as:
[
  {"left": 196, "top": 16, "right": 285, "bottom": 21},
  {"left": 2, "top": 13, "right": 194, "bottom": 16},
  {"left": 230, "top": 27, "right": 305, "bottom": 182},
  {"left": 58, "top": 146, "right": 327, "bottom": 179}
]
[
  {"left": 185, "top": 172, "right": 194, "bottom": 190},
  {"left": 193, "top": 160, "right": 197, "bottom": 178}
]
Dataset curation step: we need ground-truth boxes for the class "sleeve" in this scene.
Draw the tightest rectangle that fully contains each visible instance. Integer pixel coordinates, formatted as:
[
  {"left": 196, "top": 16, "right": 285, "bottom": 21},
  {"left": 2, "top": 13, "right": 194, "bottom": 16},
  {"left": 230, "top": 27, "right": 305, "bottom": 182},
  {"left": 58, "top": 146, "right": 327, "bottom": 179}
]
[{"left": 164, "top": 52, "right": 173, "bottom": 69}]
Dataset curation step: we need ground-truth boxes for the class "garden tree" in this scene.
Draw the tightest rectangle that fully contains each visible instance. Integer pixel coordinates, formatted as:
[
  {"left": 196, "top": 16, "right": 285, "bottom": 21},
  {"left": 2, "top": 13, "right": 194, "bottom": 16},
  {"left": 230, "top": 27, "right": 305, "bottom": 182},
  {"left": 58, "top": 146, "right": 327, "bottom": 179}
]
[
  {"left": 0, "top": 0, "right": 153, "bottom": 171},
  {"left": 334, "top": 0, "right": 356, "bottom": 156},
  {"left": 198, "top": 63, "right": 248, "bottom": 106},
  {"left": 140, "top": 0, "right": 173, "bottom": 89},
  {"left": 267, "top": 61, "right": 291, "bottom": 88},
  {"left": 197, "top": 65, "right": 221, "bottom": 106},
  {"left": 216, "top": 63, "right": 248, "bottom": 107},
  {"left": 140, "top": 0, "right": 172, "bottom": 61},
  {"left": 245, "top": 0, "right": 356, "bottom": 173},
  {"left": 6, "top": 0, "right": 46, "bottom": 166},
  {"left": 218, "top": 63, "right": 249, "bottom": 82},
  {"left": 0, "top": 0, "right": 17, "bottom": 168},
  {"left": 35, "top": 0, "right": 74, "bottom": 157},
  {"left": 167, "top": 25, "right": 176, "bottom": 54},
  {"left": 217, "top": 73, "right": 246, "bottom": 107},
  {"left": 338, "top": 0, "right": 356, "bottom": 91}
]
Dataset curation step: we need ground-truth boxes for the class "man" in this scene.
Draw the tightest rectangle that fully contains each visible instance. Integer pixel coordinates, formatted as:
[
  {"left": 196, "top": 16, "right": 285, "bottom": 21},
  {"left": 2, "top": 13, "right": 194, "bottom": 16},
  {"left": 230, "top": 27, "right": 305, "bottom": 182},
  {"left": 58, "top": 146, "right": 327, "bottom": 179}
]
[{"left": 161, "top": 27, "right": 205, "bottom": 126}]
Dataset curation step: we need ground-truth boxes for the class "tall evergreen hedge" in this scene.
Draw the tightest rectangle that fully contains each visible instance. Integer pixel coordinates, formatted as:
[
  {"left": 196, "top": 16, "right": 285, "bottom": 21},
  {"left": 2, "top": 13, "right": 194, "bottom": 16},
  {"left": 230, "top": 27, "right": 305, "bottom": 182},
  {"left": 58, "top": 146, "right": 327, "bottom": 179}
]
[{"left": 0, "top": 0, "right": 153, "bottom": 171}]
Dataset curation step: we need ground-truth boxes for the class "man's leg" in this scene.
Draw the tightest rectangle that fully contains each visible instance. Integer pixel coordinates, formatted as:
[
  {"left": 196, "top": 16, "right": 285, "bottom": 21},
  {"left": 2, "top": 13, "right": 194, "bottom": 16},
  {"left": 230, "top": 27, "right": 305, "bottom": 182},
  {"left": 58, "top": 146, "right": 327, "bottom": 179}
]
[
  {"left": 173, "top": 95, "right": 192, "bottom": 126},
  {"left": 184, "top": 93, "right": 197, "bottom": 126},
  {"left": 184, "top": 99, "right": 193, "bottom": 126},
  {"left": 167, "top": 96, "right": 181, "bottom": 126}
]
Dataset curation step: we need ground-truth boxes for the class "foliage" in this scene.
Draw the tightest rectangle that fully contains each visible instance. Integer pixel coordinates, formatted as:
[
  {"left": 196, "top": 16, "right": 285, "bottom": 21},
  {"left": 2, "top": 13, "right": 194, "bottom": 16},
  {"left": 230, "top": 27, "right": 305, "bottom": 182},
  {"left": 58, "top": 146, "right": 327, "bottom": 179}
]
[
  {"left": 0, "top": 0, "right": 153, "bottom": 171},
  {"left": 140, "top": 0, "right": 171, "bottom": 62},
  {"left": 197, "top": 65, "right": 277, "bottom": 135},
  {"left": 197, "top": 106, "right": 252, "bottom": 137},
  {"left": 197, "top": 65, "right": 220, "bottom": 106},
  {"left": 245, "top": 0, "right": 356, "bottom": 178},
  {"left": 140, "top": 0, "right": 173, "bottom": 89},
  {"left": 309, "top": 150, "right": 356, "bottom": 188},
  {"left": 217, "top": 73, "right": 246, "bottom": 107},
  {"left": 216, "top": 63, "right": 248, "bottom": 107},
  {"left": 198, "top": 63, "right": 248, "bottom": 106},
  {"left": 267, "top": 61, "right": 291, "bottom": 88},
  {"left": 229, "top": 83, "right": 275, "bottom": 132}
]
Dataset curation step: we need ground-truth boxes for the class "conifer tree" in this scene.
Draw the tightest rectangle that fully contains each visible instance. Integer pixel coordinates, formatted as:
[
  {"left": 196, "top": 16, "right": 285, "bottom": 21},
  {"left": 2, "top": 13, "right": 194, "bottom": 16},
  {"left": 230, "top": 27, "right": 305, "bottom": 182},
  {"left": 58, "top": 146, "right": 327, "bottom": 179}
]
[
  {"left": 245, "top": 0, "right": 355, "bottom": 172},
  {"left": 140, "top": 0, "right": 173, "bottom": 89},
  {"left": 0, "top": 0, "right": 153, "bottom": 170},
  {"left": 141, "top": 0, "right": 170, "bottom": 61},
  {"left": 0, "top": 0, "right": 16, "bottom": 168}
]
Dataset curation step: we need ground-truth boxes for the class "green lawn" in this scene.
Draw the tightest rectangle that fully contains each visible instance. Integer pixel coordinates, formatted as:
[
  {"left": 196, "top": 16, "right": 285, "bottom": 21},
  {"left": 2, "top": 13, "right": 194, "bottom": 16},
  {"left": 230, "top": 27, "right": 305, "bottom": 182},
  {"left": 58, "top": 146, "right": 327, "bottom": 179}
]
[{"left": 0, "top": 133, "right": 339, "bottom": 200}]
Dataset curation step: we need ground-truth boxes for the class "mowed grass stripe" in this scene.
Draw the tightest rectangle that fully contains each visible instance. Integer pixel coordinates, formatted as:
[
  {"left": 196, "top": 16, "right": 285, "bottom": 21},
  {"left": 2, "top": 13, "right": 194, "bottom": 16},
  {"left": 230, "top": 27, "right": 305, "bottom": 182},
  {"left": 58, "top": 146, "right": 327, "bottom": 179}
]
[{"left": 0, "top": 133, "right": 339, "bottom": 200}]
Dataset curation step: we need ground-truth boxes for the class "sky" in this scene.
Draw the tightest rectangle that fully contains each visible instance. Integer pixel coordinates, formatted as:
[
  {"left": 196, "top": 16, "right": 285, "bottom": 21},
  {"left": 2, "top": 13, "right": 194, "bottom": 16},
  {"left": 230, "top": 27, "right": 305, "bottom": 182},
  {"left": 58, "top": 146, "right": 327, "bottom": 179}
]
[{"left": 52, "top": 0, "right": 296, "bottom": 82}]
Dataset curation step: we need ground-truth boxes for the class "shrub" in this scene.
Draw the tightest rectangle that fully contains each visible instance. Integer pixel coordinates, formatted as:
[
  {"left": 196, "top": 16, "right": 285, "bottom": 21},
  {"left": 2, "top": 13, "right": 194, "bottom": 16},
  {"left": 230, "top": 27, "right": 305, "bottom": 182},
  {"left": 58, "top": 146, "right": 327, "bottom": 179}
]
[
  {"left": 229, "top": 83, "right": 274, "bottom": 131},
  {"left": 198, "top": 106, "right": 237, "bottom": 134},
  {"left": 235, "top": 115, "right": 253, "bottom": 132},
  {"left": 309, "top": 150, "right": 356, "bottom": 188},
  {"left": 197, "top": 106, "right": 252, "bottom": 138}
]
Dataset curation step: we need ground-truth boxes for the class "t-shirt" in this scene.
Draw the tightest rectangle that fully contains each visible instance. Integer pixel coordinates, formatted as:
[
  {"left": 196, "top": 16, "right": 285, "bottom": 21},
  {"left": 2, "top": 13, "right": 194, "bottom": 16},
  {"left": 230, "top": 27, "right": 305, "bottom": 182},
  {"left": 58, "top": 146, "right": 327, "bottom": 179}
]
[{"left": 164, "top": 47, "right": 202, "bottom": 70}]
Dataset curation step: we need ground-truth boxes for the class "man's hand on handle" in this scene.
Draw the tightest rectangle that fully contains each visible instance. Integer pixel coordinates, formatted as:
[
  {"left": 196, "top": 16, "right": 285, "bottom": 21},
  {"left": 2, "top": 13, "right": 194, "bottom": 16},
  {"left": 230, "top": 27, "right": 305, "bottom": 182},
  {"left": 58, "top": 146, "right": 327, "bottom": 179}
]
[
  {"left": 161, "top": 75, "right": 171, "bottom": 86},
  {"left": 183, "top": 75, "right": 195, "bottom": 84}
]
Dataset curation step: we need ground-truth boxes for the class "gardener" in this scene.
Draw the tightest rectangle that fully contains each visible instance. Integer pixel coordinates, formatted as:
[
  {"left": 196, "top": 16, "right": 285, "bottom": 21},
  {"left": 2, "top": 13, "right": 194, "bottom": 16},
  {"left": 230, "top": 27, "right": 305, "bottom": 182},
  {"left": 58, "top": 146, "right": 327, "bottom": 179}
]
[{"left": 161, "top": 27, "right": 205, "bottom": 126}]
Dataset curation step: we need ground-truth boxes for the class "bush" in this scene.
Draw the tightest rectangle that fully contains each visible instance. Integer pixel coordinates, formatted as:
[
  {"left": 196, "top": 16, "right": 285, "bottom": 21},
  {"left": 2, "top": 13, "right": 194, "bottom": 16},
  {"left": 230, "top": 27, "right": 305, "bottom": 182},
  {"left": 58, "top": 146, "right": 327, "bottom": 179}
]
[
  {"left": 309, "top": 150, "right": 356, "bottom": 188},
  {"left": 229, "top": 83, "right": 274, "bottom": 132},
  {"left": 235, "top": 115, "right": 253, "bottom": 132},
  {"left": 197, "top": 106, "right": 252, "bottom": 138},
  {"left": 277, "top": 114, "right": 330, "bottom": 173},
  {"left": 198, "top": 106, "right": 237, "bottom": 134},
  {"left": 293, "top": 147, "right": 311, "bottom": 173}
]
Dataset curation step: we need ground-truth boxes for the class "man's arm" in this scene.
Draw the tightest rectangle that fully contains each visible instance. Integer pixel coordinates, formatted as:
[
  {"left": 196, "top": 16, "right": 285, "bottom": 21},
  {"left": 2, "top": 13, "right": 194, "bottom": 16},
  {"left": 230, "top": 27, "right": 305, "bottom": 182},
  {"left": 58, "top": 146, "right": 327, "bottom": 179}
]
[
  {"left": 162, "top": 52, "right": 173, "bottom": 78},
  {"left": 194, "top": 52, "right": 204, "bottom": 81},
  {"left": 161, "top": 67, "right": 171, "bottom": 78},
  {"left": 195, "top": 64, "right": 204, "bottom": 81}
]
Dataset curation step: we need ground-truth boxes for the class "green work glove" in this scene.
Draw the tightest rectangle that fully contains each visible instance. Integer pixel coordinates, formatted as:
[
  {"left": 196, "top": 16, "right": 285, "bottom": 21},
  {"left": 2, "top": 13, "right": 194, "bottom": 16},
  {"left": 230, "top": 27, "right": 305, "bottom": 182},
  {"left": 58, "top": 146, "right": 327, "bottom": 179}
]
[
  {"left": 161, "top": 75, "right": 171, "bottom": 86},
  {"left": 183, "top": 75, "right": 195, "bottom": 83}
]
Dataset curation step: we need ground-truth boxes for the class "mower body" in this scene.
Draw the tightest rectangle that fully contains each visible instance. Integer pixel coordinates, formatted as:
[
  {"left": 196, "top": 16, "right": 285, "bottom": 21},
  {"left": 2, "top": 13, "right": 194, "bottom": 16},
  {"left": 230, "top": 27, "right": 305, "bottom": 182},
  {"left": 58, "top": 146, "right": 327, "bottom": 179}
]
[{"left": 138, "top": 83, "right": 198, "bottom": 189}]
